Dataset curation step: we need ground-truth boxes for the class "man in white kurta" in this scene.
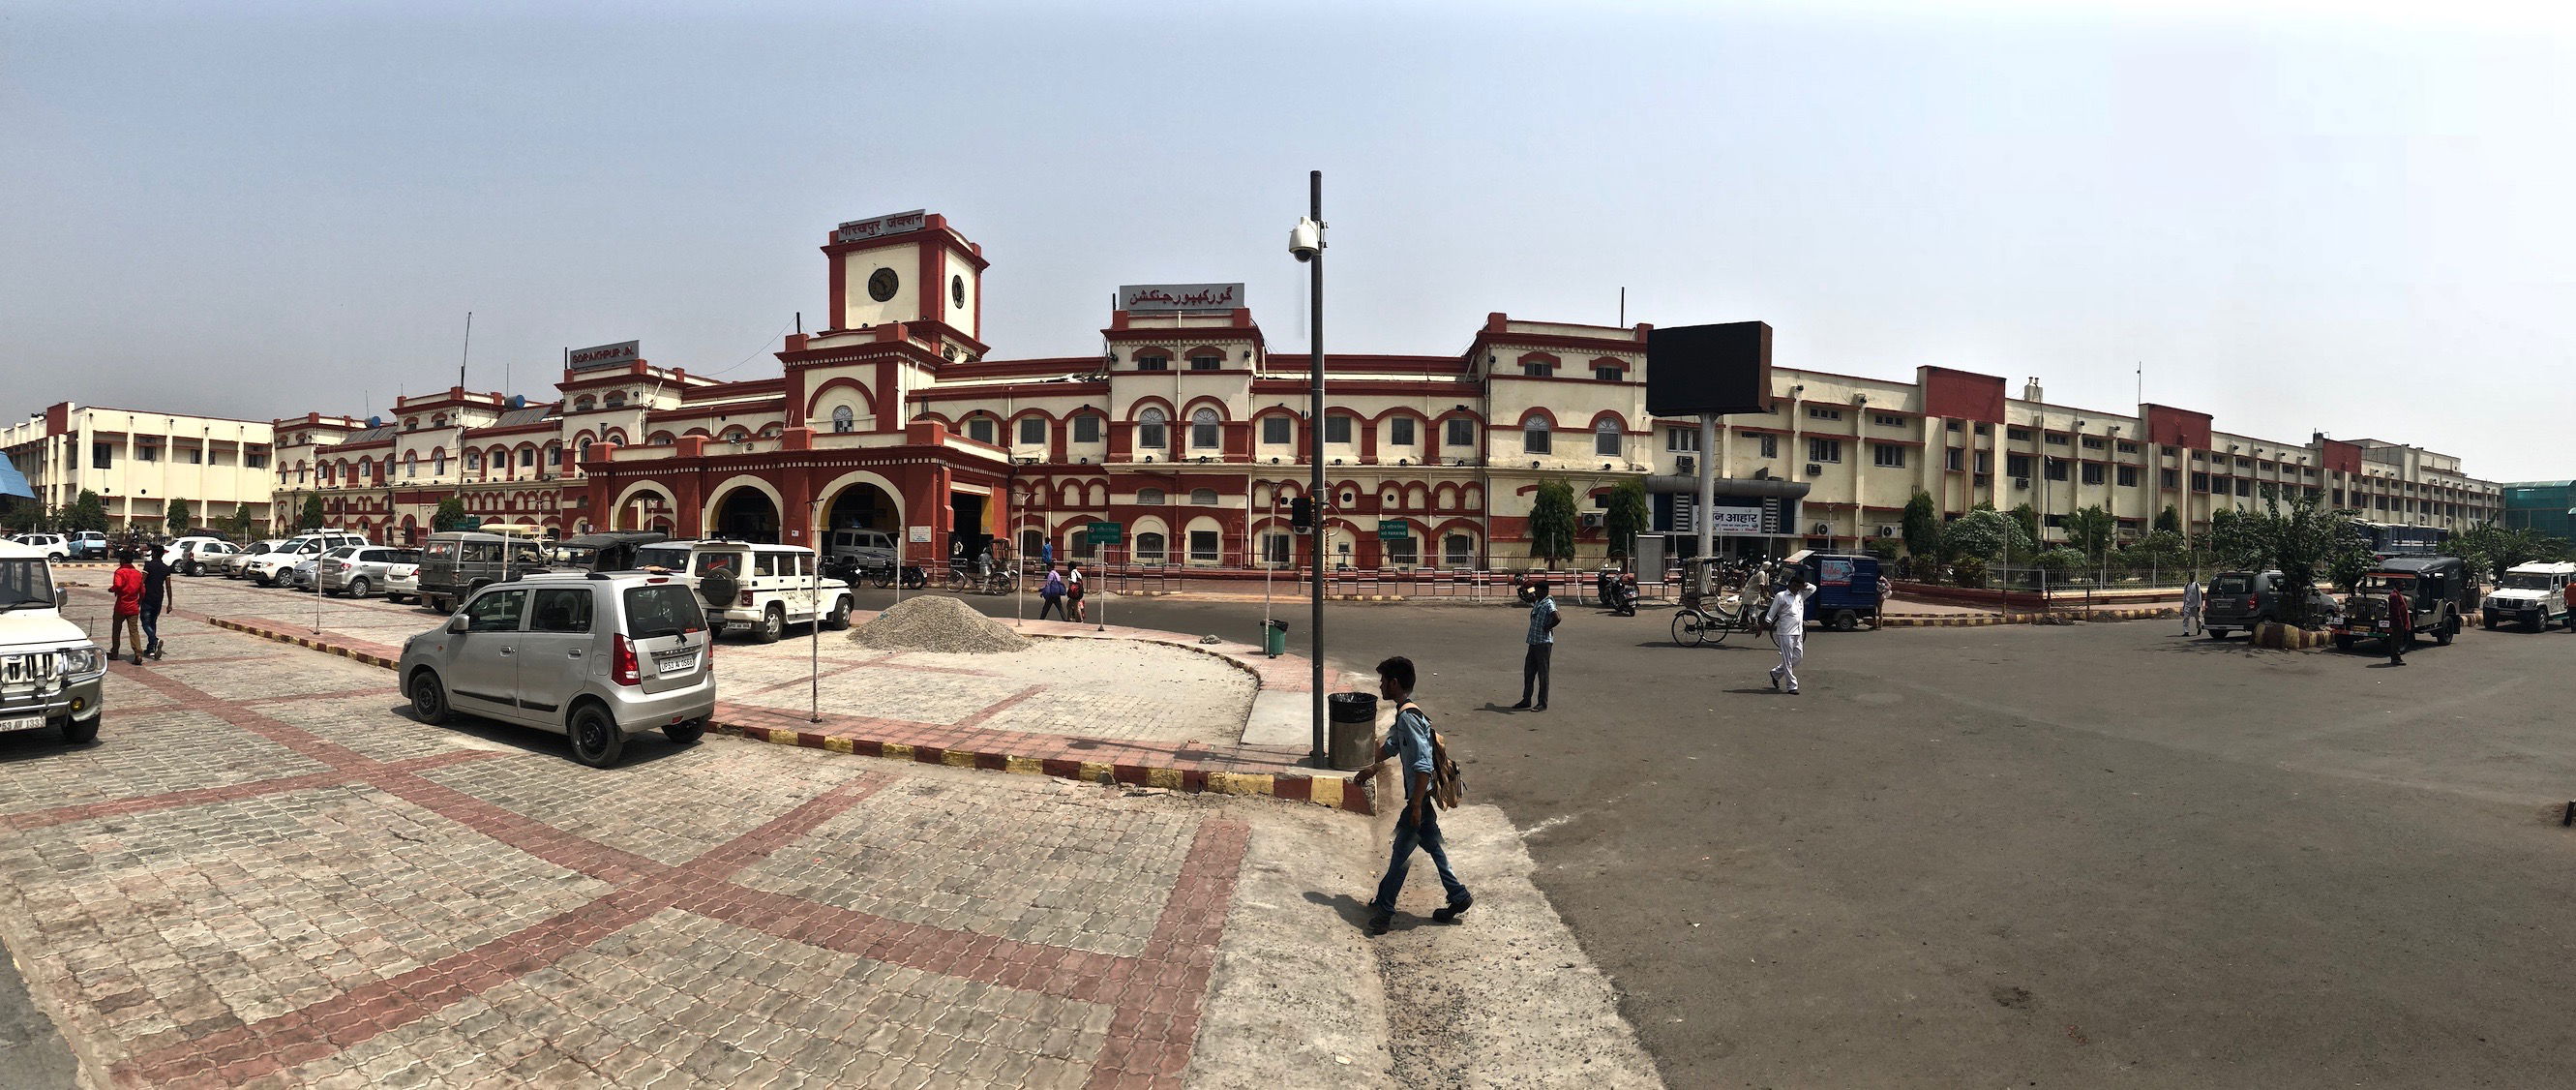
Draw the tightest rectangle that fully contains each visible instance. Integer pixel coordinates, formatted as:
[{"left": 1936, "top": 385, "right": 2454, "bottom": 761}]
[{"left": 1765, "top": 572, "right": 1815, "bottom": 695}]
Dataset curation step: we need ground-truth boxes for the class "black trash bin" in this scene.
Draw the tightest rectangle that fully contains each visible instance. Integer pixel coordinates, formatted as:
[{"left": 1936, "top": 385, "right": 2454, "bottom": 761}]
[{"left": 1327, "top": 691, "right": 1379, "bottom": 770}]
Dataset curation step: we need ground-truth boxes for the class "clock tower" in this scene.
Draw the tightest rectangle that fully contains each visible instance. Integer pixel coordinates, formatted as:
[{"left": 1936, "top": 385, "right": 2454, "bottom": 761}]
[{"left": 824, "top": 209, "right": 990, "bottom": 360}]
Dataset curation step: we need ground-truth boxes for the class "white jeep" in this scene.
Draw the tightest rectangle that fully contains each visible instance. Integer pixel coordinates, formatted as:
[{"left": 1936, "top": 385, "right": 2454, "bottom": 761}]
[
  {"left": 630, "top": 539, "right": 854, "bottom": 643},
  {"left": 2481, "top": 560, "right": 2575, "bottom": 631},
  {"left": 0, "top": 541, "right": 106, "bottom": 744}
]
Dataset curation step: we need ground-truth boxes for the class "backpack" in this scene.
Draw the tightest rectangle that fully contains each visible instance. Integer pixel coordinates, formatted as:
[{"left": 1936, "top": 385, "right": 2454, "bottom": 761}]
[
  {"left": 1398, "top": 702, "right": 1465, "bottom": 811},
  {"left": 1042, "top": 570, "right": 1065, "bottom": 598}
]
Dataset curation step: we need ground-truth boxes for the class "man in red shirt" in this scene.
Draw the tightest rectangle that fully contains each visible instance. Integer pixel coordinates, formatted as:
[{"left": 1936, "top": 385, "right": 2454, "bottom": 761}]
[
  {"left": 2384, "top": 583, "right": 2411, "bottom": 666},
  {"left": 107, "top": 552, "right": 145, "bottom": 665}
]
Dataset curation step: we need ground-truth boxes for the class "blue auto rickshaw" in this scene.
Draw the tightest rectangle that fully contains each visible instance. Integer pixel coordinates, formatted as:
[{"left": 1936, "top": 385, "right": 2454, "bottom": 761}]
[{"left": 1783, "top": 549, "right": 1884, "bottom": 631}]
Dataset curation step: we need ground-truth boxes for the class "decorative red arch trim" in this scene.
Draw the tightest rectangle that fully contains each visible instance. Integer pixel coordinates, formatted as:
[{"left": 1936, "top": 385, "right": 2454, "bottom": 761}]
[
  {"left": 1179, "top": 396, "right": 1233, "bottom": 421},
  {"left": 1515, "top": 350, "right": 1562, "bottom": 371},
  {"left": 1125, "top": 395, "right": 1178, "bottom": 419},
  {"left": 803, "top": 376, "right": 882, "bottom": 419},
  {"left": 1585, "top": 409, "right": 1630, "bottom": 431},
  {"left": 1183, "top": 346, "right": 1233, "bottom": 362},
  {"left": 1515, "top": 407, "right": 1562, "bottom": 427},
  {"left": 1588, "top": 355, "right": 1631, "bottom": 375}
]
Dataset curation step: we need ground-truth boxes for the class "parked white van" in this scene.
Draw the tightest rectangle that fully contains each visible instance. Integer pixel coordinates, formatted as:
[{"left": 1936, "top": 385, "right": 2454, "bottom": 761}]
[
  {"left": 630, "top": 539, "right": 854, "bottom": 643},
  {"left": 2481, "top": 560, "right": 2576, "bottom": 631}
]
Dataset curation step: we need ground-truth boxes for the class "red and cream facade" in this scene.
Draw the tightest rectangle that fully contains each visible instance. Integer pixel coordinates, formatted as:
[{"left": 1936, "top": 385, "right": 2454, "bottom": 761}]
[{"left": 266, "top": 211, "right": 2499, "bottom": 562}]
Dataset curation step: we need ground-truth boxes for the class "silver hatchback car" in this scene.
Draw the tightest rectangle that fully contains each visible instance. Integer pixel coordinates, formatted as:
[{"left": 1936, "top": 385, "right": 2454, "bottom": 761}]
[{"left": 397, "top": 570, "right": 716, "bottom": 767}]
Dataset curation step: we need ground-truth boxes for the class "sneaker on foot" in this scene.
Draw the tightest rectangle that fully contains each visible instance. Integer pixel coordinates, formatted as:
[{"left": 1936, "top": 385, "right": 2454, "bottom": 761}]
[
  {"left": 1367, "top": 911, "right": 1393, "bottom": 936},
  {"left": 1432, "top": 895, "right": 1474, "bottom": 923}
]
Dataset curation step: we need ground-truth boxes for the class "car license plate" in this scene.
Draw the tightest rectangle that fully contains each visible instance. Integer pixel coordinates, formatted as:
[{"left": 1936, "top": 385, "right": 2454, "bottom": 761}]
[
  {"left": 654, "top": 651, "right": 695, "bottom": 677},
  {"left": 0, "top": 714, "right": 43, "bottom": 732}
]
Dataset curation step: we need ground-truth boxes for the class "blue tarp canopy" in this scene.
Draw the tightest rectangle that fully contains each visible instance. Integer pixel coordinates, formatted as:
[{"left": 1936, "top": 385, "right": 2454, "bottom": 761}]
[{"left": 0, "top": 459, "right": 32, "bottom": 500}]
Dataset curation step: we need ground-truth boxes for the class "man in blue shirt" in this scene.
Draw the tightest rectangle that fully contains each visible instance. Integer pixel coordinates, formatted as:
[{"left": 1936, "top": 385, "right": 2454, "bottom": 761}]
[
  {"left": 1363, "top": 655, "right": 1470, "bottom": 935},
  {"left": 1513, "top": 581, "right": 1559, "bottom": 712}
]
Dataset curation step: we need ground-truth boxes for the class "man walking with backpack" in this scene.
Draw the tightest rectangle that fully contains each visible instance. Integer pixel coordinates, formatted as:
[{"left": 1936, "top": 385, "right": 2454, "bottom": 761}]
[{"left": 1363, "top": 655, "right": 1471, "bottom": 935}]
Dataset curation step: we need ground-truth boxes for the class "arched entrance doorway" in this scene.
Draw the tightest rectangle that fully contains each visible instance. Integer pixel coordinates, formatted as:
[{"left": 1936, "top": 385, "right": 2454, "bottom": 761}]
[
  {"left": 712, "top": 486, "right": 780, "bottom": 543},
  {"left": 614, "top": 486, "right": 674, "bottom": 533},
  {"left": 826, "top": 482, "right": 898, "bottom": 533}
]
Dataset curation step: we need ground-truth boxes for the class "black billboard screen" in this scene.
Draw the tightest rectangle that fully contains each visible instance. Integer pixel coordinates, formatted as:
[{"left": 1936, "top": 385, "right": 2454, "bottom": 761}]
[{"left": 1647, "top": 321, "right": 1773, "bottom": 417}]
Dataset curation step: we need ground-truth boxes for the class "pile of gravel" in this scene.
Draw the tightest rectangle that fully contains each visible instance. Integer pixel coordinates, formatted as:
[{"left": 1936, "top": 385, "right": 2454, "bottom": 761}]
[{"left": 850, "top": 595, "right": 1030, "bottom": 654}]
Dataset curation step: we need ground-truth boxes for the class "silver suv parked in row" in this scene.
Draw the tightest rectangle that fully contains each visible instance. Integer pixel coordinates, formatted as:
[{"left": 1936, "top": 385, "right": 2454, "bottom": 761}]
[
  {"left": 398, "top": 570, "right": 716, "bottom": 767},
  {"left": 320, "top": 545, "right": 422, "bottom": 599}
]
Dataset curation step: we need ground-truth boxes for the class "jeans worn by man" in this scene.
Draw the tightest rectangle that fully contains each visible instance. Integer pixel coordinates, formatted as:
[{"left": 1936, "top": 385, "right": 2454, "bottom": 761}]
[
  {"left": 1366, "top": 655, "right": 1470, "bottom": 935},
  {"left": 1513, "top": 588, "right": 1558, "bottom": 712}
]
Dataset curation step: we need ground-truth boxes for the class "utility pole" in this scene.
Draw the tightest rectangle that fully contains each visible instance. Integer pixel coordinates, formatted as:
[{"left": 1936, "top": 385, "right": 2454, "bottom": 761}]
[{"left": 1304, "top": 170, "right": 1328, "bottom": 767}]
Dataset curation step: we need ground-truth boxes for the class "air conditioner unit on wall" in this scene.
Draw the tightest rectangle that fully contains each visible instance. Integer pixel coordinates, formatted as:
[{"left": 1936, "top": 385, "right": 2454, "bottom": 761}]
[
  {"left": 1806, "top": 463, "right": 1823, "bottom": 476},
  {"left": 2014, "top": 477, "right": 2031, "bottom": 490},
  {"left": 1812, "top": 523, "right": 1832, "bottom": 535},
  {"left": 1877, "top": 525, "right": 1898, "bottom": 537},
  {"left": 1580, "top": 513, "right": 1604, "bottom": 529},
  {"left": 1676, "top": 455, "right": 1695, "bottom": 474}
]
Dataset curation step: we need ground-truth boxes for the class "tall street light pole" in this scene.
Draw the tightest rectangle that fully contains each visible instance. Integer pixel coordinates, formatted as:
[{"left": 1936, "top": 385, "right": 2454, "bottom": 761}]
[{"left": 1298, "top": 170, "right": 1329, "bottom": 767}]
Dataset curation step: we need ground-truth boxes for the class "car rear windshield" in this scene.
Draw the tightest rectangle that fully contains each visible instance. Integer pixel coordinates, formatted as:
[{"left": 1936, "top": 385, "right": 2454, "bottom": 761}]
[
  {"left": 622, "top": 585, "right": 705, "bottom": 638},
  {"left": 2210, "top": 574, "right": 2257, "bottom": 595},
  {"left": 634, "top": 545, "right": 690, "bottom": 572}
]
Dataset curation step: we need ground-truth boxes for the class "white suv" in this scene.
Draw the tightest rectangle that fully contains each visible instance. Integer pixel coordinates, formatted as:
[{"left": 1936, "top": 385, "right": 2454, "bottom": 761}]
[
  {"left": 630, "top": 539, "right": 854, "bottom": 643},
  {"left": 0, "top": 541, "right": 105, "bottom": 743},
  {"left": 243, "top": 530, "right": 370, "bottom": 587}
]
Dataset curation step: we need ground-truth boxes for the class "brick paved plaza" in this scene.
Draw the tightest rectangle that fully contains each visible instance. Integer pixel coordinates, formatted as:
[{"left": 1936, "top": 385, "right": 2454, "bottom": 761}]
[{"left": 0, "top": 610, "right": 1313, "bottom": 1089}]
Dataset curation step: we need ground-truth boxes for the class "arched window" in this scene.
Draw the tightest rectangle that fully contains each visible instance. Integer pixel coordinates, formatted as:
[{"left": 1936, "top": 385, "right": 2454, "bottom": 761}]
[
  {"left": 542, "top": 443, "right": 561, "bottom": 470},
  {"left": 1189, "top": 488, "right": 1219, "bottom": 506},
  {"left": 1445, "top": 533, "right": 1475, "bottom": 568},
  {"left": 576, "top": 439, "right": 591, "bottom": 464},
  {"left": 1072, "top": 413, "right": 1103, "bottom": 444},
  {"left": 720, "top": 427, "right": 748, "bottom": 442},
  {"left": 966, "top": 415, "right": 996, "bottom": 443},
  {"left": 651, "top": 433, "right": 674, "bottom": 446},
  {"left": 574, "top": 396, "right": 595, "bottom": 411},
  {"left": 831, "top": 406, "right": 854, "bottom": 434},
  {"left": 1191, "top": 408, "right": 1221, "bottom": 449},
  {"left": 1138, "top": 409, "right": 1167, "bottom": 451},
  {"left": 603, "top": 429, "right": 626, "bottom": 444},
  {"left": 1135, "top": 531, "right": 1167, "bottom": 563},
  {"left": 1523, "top": 418, "right": 1552, "bottom": 455},
  {"left": 519, "top": 446, "right": 537, "bottom": 468},
  {"left": 1595, "top": 417, "right": 1622, "bottom": 457},
  {"left": 464, "top": 450, "right": 481, "bottom": 471},
  {"left": 404, "top": 417, "right": 419, "bottom": 431},
  {"left": 604, "top": 391, "right": 626, "bottom": 408},
  {"left": 1137, "top": 488, "right": 1166, "bottom": 505},
  {"left": 432, "top": 449, "right": 446, "bottom": 475}
]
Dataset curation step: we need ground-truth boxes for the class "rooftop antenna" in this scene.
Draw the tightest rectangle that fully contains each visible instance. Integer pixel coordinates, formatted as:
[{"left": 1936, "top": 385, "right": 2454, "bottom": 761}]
[{"left": 458, "top": 312, "right": 472, "bottom": 391}]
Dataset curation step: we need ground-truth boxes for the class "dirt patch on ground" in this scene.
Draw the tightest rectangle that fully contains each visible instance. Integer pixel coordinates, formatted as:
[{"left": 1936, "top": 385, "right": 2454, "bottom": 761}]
[{"left": 850, "top": 595, "right": 1031, "bottom": 653}]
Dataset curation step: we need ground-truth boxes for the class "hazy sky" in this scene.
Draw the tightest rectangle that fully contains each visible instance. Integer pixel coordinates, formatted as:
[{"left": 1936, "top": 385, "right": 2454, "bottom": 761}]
[{"left": 5, "top": 1, "right": 2570, "bottom": 479}]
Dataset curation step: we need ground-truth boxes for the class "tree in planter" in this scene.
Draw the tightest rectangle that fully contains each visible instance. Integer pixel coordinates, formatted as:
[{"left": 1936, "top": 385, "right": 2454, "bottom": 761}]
[
  {"left": 165, "top": 499, "right": 192, "bottom": 533},
  {"left": 1900, "top": 490, "right": 1944, "bottom": 565},
  {"left": 434, "top": 496, "right": 471, "bottom": 533},
  {"left": 299, "top": 495, "right": 326, "bottom": 531},
  {"left": 1601, "top": 479, "right": 1650, "bottom": 567},
  {"left": 1526, "top": 480, "right": 1578, "bottom": 570},
  {"left": 2154, "top": 505, "right": 2183, "bottom": 535},
  {"left": 2260, "top": 486, "right": 2356, "bottom": 628},
  {"left": 2063, "top": 504, "right": 2116, "bottom": 564},
  {"left": 2205, "top": 507, "right": 2271, "bottom": 572}
]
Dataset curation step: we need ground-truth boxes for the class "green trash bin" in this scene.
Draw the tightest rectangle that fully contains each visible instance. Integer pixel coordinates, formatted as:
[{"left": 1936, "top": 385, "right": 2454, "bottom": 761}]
[{"left": 1262, "top": 619, "right": 1289, "bottom": 657}]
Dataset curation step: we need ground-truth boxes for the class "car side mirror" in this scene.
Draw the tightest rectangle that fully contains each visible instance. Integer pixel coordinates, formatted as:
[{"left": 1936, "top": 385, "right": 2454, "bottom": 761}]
[
  {"left": 55, "top": 588, "right": 70, "bottom": 611},
  {"left": 445, "top": 616, "right": 468, "bottom": 634}
]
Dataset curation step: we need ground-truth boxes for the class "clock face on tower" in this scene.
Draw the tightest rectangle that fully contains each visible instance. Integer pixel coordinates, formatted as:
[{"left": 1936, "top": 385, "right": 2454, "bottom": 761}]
[{"left": 867, "top": 267, "right": 900, "bottom": 303}]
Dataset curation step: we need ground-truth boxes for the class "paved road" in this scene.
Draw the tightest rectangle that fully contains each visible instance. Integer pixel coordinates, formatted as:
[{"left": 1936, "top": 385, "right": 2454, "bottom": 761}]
[{"left": 864, "top": 587, "right": 2576, "bottom": 1088}]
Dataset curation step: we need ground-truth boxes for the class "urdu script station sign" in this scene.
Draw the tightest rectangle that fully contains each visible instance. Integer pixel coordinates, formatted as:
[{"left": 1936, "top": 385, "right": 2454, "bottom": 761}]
[{"left": 1118, "top": 283, "right": 1245, "bottom": 313}]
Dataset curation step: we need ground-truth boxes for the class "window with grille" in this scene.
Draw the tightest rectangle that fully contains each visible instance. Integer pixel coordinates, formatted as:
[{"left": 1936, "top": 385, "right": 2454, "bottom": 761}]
[
  {"left": 1262, "top": 533, "right": 1291, "bottom": 566},
  {"left": 1446, "top": 417, "right": 1474, "bottom": 447},
  {"left": 1595, "top": 366, "right": 1622, "bottom": 381},
  {"left": 967, "top": 417, "right": 996, "bottom": 443},
  {"left": 1138, "top": 409, "right": 1166, "bottom": 450},
  {"left": 1945, "top": 447, "right": 1963, "bottom": 471},
  {"left": 1665, "top": 427, "right": 1699, "bottom": 452},
  {"left": 1385, "top": 535, "right": 1418, "bottom": 566},
  {"left": 1263, "top": 416, "right": 1292, "bottom": 444},
  {"left": 2082, "top": 463, "right": 2104, "bottom": 485},
  {"left": 1524, "top": 420, "right": 1551, "bottom": 454},
  {"left": 2008, "top": 428, "right": 2031, "bottom": 441},
  {"left": 1074, "top": 414, "right": 1102, "bottom": 443},
  {"left": 1444, "top": 533, "right": 1474, "bottom": 567},
  {"left": 1190, "top": 354, "right": 1221, "bottom": 371},
  {"left": 1757, "top": 435, "right": 1778, "bottom": 459},
  {"left": 1595, "top": 419, "right": 1622, "bottom": 457},
  {"left": 1807, "top": 439, "right": 1842, "bottom": 464},
  {"left": 2008, "top": 454, "right": 2033, "bottom": 477},
  {"left": 1192, "top": 409, "right": 1221, "bottom": 448},
  {"left": 1019, "top": 417, "right": 1045, "bottom": 444},
  {"left": 832, "top": 407, "right": 854, "bottom": 433},
  {"left": 1189, "top": 530, "right": 1219, "bottom": 563},
  {"left": 1391, "top": 417, "right": 1415, "bottom": 445},
  {"left": 1873, "top": 412, "right": 1904, "bottom": 427},
  {"left": 1521, "top": 361, "right": 1550, "bottom": 378},
  {"left": 1808, "top": 407, "right": 1842, "bottom": 421},
  {"left": 1137, "top": 355, "right": 1169, "bottom": 372},
  {"left": 2045, "top": 458, "right": 2069, "bottom": 482},
  {"left": 1134, "top": 532, "right": 1166, "bottom": 563},
  {"left": 2116, "top": 466, "right": 2138, "bottom": 487},
  {"left": 1872, "top": 443, "right": 1905, "bottom": 469},
  {"left": 1326, "top": 414, "right": 1353, "bottom": 444}
]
